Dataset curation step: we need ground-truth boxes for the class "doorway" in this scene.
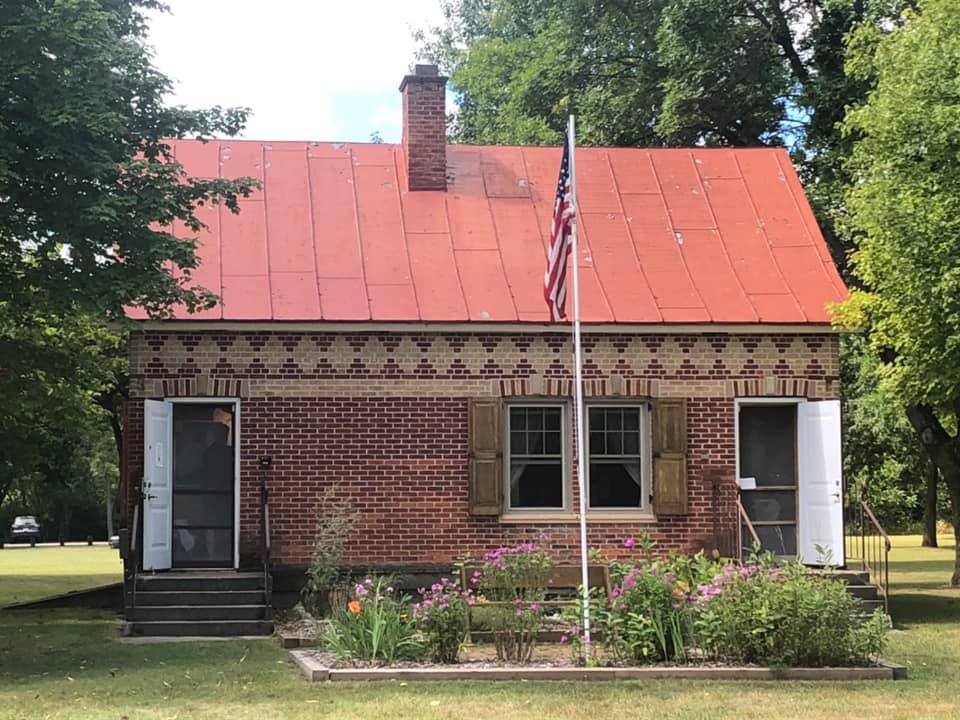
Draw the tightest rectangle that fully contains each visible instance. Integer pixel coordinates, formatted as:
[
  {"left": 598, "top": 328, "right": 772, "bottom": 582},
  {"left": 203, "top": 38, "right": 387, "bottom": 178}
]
[
  {"left": 171, "top": 403, "right": 236, "bottom": 567},
  {"left": 736, "top": 399, "right": 845, "bottom": 565}
]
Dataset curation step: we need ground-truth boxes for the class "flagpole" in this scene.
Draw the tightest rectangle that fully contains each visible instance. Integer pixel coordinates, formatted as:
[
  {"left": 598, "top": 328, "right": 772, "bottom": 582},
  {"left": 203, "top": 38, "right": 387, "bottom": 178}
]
[{"left": 567, "top": 114, "right": 591, "bottom": 660}]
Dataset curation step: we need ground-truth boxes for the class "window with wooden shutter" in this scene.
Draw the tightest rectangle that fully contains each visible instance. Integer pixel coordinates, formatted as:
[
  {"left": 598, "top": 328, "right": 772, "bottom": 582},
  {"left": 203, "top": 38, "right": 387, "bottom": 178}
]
[
  {"left": 652, "top": 398, "right": 688, "bottom": 515},
  {"left": 468, "top": 398, "right": 503, "bottom": 516}
]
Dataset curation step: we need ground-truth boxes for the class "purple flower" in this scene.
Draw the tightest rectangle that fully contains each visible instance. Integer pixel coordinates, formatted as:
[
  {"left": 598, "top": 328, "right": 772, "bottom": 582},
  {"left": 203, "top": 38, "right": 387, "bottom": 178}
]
[
  {"left": 354, "top": 584, "right": 368, "bottom": 597},
  {"left": 623, "top": 537, "right": 637, "bottom": 549},
  {"left": 559, "top": 634, "right": 569, "bottom": 643}
]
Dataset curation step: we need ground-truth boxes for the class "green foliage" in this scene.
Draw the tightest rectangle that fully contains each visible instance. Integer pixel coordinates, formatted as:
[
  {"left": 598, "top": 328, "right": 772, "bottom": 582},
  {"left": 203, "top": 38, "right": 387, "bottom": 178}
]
[
  {"left": 301, "top": 488, "right": 360, "bottom": 614},
  {"left": 599, "top": 551, "right": 720, "bottom": 665},
  {"left": 841, "top": 334, "right": 930, "bottom": 529},
  {"left": 476, "top": 543, "right": 553, "bottom": 662},
  {"left": 694, "top": 560, "right": 889, "bottom": 667},
  {"left": 413, "top": 578, "right": 472, "bottom": 663},
  {"left": 839, "top": 0, "right": 960, "bottom": 409},
  {"left": 322, "top": 577, "right": 423, "bottom": 665}
]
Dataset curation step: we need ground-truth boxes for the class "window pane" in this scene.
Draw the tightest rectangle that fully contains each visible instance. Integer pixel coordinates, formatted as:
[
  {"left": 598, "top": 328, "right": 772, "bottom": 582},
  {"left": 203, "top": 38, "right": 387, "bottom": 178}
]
[
  {"left": 755, "top": 524, "right": 797, "bottom": 556},
  {"left": 607, "top": 410, "right": 622, "bottom": 430},
  {"left": 527, "top": 409, "right": 543, "bottom": 430},
  {"left": 590, "top": 431, "right": 605, "bottom": 455},
  {"left": 606, "top": 432, "right": 622, "bottom": 455},
  {"left": 741, "top": 490, "right": 797, "bottom": 522},
  {"left": 589, "top": 462, "right": 642, "bottom": 508},
  {"left": 544, "top": 431, "right": 561, "bottom": 455},
  {"left": 510, "top": 462, "right": 563, "bottom": 508},
  {"left": 511, "top": 407, "right": 526, "bottom": 430},
  {"left": 623, "top": 431, "right": 639, "bottom": 455},
  {"left": 511, "top": 430, "right": 527, "bottom": 455},
  {"left": 173, "top": 528, "right": 232, "bottom": 566},
  {"left": 173, "top": 493, "right": 233, "bottom": 528},
  {"left": 589, "top": 407, "right": 605, "bottom": 430},
  {"left": 544, "top": 408, "right": 561, "bottom": 430},
  {"left": 739, "top": 405, "right": 797, "bottom": 487},
  {"left": 527, "top": 431, "right": 544, "bottom": 454},
  {"left": 623, "top": 409, "right": 640, "bottom": 431}
]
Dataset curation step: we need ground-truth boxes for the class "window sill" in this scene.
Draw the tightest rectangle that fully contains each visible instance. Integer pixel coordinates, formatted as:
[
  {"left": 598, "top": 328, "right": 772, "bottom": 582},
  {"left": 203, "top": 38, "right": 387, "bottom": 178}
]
[{"left": 499, "top": 511, "right": 657, "bottom": 524}]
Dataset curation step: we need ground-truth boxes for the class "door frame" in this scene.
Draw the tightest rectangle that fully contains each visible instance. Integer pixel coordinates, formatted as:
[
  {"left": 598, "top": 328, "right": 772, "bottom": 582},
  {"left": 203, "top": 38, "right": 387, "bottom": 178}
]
[
  {"left": 166, "top": 397, "right": 241, "bottom": 570},
  {"left": 734, "top": 397, "right": 803, "bottom": 558}
]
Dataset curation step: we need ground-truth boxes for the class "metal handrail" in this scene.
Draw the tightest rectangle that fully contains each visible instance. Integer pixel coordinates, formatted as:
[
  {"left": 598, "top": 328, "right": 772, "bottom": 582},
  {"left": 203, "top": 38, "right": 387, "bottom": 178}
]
[
  {"left": 845, "top": 499, "right": 891, "bottom": 614},
  {"left": 736, "top": 498, "right": 761, "bottom": 564},
  {"left": 261, "top": 475, "right": 273, "bottom": 615},
  {"left": 128, "top": 503, "right": 140, "bottom": 614}
]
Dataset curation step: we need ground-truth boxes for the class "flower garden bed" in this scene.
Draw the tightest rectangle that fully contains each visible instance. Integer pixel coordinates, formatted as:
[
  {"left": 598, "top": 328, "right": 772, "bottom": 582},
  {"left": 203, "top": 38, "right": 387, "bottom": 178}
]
[
  {"left": 291, "top": 536, "right": 898, "bottom": 682},
  {"left": 289, "top": 648, "right": 906, "bottom": 682}
]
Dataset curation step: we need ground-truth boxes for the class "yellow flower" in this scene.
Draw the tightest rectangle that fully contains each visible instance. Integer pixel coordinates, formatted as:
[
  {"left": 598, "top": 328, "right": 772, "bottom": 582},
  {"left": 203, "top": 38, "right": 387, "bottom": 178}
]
[{"left": 348, "top": 600, "right": 361, "bottom": 615}]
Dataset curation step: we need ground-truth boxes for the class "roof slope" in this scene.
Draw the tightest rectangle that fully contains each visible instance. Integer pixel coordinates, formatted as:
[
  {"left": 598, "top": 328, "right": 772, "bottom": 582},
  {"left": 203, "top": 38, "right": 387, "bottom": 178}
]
[{"left": 127, "top": 140, "right": 847, "bottom": 324}]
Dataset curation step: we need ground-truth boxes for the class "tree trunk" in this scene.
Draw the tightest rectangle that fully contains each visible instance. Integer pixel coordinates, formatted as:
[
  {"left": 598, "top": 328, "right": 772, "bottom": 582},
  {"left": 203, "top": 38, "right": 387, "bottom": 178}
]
[
  {"left": 905, "top": 404, "right": 960, "bottom": 585},
  {"left": 949, "top": 474, "right": 960, "bottom": 587},
  {"left": 105, "top": 481, "right": 114, "bottom": 539},
  {"left": 922, "top": 461, "right": 939, "bottom": 547}
]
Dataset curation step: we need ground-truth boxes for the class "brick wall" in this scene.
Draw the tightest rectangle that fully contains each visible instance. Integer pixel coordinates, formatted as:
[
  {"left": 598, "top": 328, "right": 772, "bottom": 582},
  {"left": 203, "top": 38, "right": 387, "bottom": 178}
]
[
  {"left": 126, "top": 329, "right": 840, "bottom": 569},
  {"left": 401, "top": 64, "right": 447, "bottom": 191}
]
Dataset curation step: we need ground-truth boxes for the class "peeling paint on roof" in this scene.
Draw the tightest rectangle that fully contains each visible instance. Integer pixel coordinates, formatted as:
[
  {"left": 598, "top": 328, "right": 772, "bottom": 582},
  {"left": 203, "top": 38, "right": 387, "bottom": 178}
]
[{"left": 126, "top": 141, "right": 847, "bottom": 324}]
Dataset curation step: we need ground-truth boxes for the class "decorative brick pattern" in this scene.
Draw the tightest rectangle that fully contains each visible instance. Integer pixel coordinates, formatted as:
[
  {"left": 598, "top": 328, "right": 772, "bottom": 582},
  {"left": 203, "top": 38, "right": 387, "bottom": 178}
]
[{"left": 125, "top": 329, "right": 840, "bottom": 569}]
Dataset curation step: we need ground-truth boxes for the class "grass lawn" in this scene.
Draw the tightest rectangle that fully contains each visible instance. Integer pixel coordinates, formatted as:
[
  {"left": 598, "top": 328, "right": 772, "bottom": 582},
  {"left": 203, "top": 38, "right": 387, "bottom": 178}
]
[
  {"left": 0, "top": 545, "right": 121, "bottom": 606},
  {"left": 0, "top": 537, "right": 958, "bottom": 720}
]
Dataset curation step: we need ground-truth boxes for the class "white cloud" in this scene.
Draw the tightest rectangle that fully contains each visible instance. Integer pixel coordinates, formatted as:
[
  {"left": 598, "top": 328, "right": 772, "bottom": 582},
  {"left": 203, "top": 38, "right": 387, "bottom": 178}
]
[{"left": 147, "top": 0, "right": 444, "bottom": 141}]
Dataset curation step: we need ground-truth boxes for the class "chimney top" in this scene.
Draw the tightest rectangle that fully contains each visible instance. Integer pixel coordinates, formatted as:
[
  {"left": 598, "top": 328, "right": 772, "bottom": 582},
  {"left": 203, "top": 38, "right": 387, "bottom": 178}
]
[
  {"left": 400, "top": 63, "right": 448, "bottom": 192},
  {"left": 399, "top": 63, "right": 447, "bottom": 91}
]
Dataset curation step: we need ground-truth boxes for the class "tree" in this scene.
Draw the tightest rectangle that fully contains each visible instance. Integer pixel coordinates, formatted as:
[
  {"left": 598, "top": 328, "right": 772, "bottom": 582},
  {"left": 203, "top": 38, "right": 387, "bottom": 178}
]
[
  {"left": 838, "top": 0, "right": 960, "bottom": 583},
  {"left": 0, "top": 1, "right": 256, "bottom": 534}
]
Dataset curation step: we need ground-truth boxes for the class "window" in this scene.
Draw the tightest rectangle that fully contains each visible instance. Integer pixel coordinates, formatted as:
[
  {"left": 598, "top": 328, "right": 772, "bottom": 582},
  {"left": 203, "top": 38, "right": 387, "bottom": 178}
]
[
  {"left": 507, "top": 405, "right": 565, "bottom": 509},
  {"left": 587, "top": 405, "right": 648, "bottom": 509}
]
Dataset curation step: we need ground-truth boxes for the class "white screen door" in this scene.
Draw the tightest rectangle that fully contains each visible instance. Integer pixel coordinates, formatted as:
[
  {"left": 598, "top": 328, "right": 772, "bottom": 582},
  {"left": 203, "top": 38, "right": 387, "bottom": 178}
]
[
  {"left": 798, "top": 399, "right": 845, "bottom": 566},
  {"left": 143, "top": 399, "right": 173, "bottom": 571}
]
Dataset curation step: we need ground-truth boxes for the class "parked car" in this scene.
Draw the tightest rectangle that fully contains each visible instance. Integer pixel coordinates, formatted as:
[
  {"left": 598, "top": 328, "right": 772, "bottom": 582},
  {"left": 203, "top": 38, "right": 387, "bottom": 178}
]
[{"left": 9, "top": 515, "right": 40, "bottom": 545}]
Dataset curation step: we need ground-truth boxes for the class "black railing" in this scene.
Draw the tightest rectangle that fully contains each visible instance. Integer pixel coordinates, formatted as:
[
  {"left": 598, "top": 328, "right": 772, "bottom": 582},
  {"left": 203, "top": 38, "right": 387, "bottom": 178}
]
[
  {"left": 261, "top": 474, "right": 273, "bottom": 616},
  {"left": 845, "top": 499, "right": 891, "bottom": 613},
  {"left": 736, "top": 498, "right": 761, "bottom": 564}
]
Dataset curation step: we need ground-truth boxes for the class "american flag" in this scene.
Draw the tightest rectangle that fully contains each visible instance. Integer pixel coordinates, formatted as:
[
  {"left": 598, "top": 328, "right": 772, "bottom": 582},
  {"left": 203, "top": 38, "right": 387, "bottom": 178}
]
[{"left": 543, "top": 133, "right": 575, "bottom": 322}]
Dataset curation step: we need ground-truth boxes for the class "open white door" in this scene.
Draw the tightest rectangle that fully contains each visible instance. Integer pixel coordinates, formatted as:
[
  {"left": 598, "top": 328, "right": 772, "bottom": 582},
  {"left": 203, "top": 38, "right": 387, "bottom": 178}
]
[
  {"left": 143, "top": 400, "right": 173, "bottom": 571},
  {"left": 798, "top": 400, "right": 845, "bottom": 566}
]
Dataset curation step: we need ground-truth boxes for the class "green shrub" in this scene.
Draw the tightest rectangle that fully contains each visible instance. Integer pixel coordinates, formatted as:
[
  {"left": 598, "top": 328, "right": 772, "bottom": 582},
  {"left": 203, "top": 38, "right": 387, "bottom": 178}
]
[
  {"left": 475, "top": 543, "right": 553, "bottom": 663},
  {"left": 602, "top": 551, "right": 721, "bottom": 664},
  {"left": 301, "top": 488, "right": 359, "bottom": 615},
  {"left": 322, "top": 577, "right": 423, "bottom": 665},
  {"left": 693, "top": 559, "right": 890, "bottom": 667},
  {"left": 413, "top": 577, "right": 472, "bottom": 663}
]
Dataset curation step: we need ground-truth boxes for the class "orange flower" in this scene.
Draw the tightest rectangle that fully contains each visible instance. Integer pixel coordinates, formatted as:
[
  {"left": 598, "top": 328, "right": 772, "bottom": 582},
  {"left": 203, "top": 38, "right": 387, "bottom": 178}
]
[{"left": 348, "top": 600, "right": 361, "bottom": 615}]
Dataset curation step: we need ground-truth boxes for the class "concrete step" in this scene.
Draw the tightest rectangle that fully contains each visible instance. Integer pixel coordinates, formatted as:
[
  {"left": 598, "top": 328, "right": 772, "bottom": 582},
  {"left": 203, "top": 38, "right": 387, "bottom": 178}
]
[
  {"left": 133, "top": 590, "right": 266, "bottom": 606},
  {"left": 130, "top": 605, "right": 268, "bottom": 622},
  {"left": 136, "top": 572, "right": 264, "bottom": 592},
  {"left": 125, "top": 619, "right": 274, "bottom": 637},
  {"left": 846, "top": 584, "right": 880, "bottom": 601}
]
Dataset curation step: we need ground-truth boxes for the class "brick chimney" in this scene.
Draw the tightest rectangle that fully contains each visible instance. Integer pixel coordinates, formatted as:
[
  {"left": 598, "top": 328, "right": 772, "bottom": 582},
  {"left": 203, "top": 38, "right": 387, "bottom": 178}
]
[{"left": 399, "top": 64, "right": 448, "bottom": 191}]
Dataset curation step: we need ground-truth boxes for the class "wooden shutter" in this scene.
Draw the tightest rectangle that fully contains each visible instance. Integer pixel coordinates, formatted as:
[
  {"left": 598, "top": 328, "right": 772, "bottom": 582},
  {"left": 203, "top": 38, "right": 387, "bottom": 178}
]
[
  {"left": 468, "top": 398, "right": 503, "bottom": 515},
  {"left": 652, "top": 398, "right": 688, "bottom": 515}
]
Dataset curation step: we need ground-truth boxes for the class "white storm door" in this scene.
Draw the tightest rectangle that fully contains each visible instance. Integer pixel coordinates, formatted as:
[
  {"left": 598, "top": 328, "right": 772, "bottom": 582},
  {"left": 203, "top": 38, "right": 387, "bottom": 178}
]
[
  {"left": 798, "top": 399, "right": 845, "bottom": 566},
  {"left": 143, "top": 400, "right": 173, "bottom": 571}
]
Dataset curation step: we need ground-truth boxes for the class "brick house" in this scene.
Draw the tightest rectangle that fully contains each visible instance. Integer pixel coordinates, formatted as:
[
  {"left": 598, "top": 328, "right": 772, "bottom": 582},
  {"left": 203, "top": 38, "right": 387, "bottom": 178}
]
[{"left": 123, "top": 64, "right": 848, "bottom": 588}]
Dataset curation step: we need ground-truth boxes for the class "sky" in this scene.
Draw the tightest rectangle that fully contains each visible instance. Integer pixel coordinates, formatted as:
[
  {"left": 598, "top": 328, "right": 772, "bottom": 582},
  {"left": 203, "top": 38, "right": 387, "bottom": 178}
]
[{"left": 147, "top": 0, "right": 446, "bottom": 143}]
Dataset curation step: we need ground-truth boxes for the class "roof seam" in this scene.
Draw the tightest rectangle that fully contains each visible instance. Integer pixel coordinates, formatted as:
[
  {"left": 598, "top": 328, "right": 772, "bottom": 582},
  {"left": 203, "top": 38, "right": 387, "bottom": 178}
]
[
  {"left": 346, "top": 147, "right": 373, "bottom": 320},
  {"left": 392, "top": 148, "right": 424, "bottom": 320},
  {"left": 691, "top": 151, "right": 757, "bottom": 322},
  {"left": 260, "top": 143, "right": 276, "bottom": 321},
  {"left": 645, "top": 152, "right": 711, "bottom": 317},
  {"left": 774, "top": 150, "right": 846, "bottom": 300},
  {"left": 304, "top": 144, "right": 324, "bottom": 320},
  {"left": 730, "top": 152, "right": 807, "bottom": 321},
  {"left": 604, "top": 149, "right": 663, "bottom": 323}
]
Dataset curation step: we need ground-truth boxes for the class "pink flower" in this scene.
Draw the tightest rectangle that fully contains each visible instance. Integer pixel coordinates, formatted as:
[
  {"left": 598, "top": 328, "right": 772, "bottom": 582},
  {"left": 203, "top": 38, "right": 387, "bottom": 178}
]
[
  {"left": 560, "top": 635, "right": 569, "bottom": 643},
  {"left": 623, "top": 537, "right": 637, "bottom": 549}
]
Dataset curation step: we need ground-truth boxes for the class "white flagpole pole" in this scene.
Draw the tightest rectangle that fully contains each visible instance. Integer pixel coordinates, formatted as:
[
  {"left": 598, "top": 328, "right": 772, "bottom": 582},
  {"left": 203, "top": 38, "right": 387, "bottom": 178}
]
[{"left": 568, "top": 114, "right": 591, "bottom": 660}]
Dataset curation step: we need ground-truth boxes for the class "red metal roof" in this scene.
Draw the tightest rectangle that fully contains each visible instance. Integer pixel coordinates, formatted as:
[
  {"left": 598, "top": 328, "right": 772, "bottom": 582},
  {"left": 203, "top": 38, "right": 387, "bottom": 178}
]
[{"left": 127, "top": 140, "right": 847, "bottom": 324}]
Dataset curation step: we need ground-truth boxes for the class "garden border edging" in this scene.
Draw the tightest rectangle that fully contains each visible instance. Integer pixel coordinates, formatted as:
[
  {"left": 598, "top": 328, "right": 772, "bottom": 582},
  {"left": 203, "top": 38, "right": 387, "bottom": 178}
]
[{"left": 290, "top": 650, "right": 906, "bottom": 682}]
